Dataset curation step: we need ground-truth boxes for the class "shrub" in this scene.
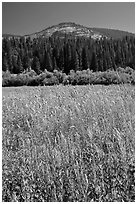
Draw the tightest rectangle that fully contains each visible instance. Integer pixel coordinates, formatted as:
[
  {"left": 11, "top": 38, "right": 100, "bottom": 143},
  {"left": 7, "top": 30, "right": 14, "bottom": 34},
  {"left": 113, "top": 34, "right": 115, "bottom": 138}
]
[
  {"left": 118, "top": 72, "right": 132, "bottom": 84},
  {"left": 68, "top": 74, "right": 77, "bottom": 85},
  {"left": 93, "top": 73, "right": 109, "bottom": 85},
  {"left": 43, "top": 69, "right": 53, "bottom": 78},
  {"left": 53, "top": 70, "right": 65, "bottom": 83},
  {"left": 68, "top": 71, "right": 95, "bottom": 85},
  {"left": 2, "top": 70, "right": 12, "bottom": 78},
  {"left": 38, "top": 73, "right": 47, "bottom": 82},
  {"left": 42, "top": 75, "right": 59, "bottom": 86},
  {"left": 62, "top": 75, "right": 69, "bottom": 85},
  {"left": 103, "top": 71, "right": 121, "bottom": 84},
  {"left": 130, "top": 72, "right": 135, "bottom": 85},
  {"left": 77, "top": 74, "right": 91, "bottom": 85},
  {"left": 2, "top": 77, "right": 10, "bottom": 87},
  {"left": 2, "top": 75, "right": 22, "bottom": 87},
  {"left": 27, "top": 76, "right": 41, "bottom": 86},
  {"left": 25, "top": 70, "right": 37, "bottom": 77},
  {"left": 124, "top": 67, "right": 134, "bottom": 75},
  {"left": 2, "top": 68, "right": 135, "bottom": 87}
]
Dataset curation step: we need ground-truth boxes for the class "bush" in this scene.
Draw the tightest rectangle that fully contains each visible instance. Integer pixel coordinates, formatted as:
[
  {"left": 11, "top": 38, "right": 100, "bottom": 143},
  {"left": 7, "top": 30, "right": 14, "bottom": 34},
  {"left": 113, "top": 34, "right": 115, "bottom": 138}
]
[
  {"left": 102, "top": 71, "right": 121, "bottom": 84},
  {"left": 2, "top": 70, "right": 13, "bottom": 78},
  {"left": 124, "top": 67, "right": 134, "bottom": 75},
  {"left": 67, "top": 71, "right": 95, "bottom": 85},
  {"left": 131, "top": 73, "right": 135, "bottom": 85},
  {"left": 37, "top": 73, "right": 47, "bottom": 82},
  {"left": 2, "top": 77, "right": 10, "bottom": 87},
  {"left": 2, "top": 68, "right": 135, "bottom": 87},
  {"left": 43, "top": 69, "right": 53, "bottom": 78},
  {"left": 117, "top": 67, "right": 126, "bottom": 73},
  {"left": 27, "top": 76, "right": 39, "bottom": 86},
  {"left": 93, "top": 71, "right": 134, "bottom": 85},
  {"left": 93, "top": 73, "right": 110, "bottom": 85},
  {"left": 118, "top": 72, "right": 132, "bottom": 84},
  {"left": 26, "top": 70, "right": 37, "bottom": 77},
  {"left": 42, "top": 75, "right": 59, "bottom": 86},
  {"left": 53, "top": 70, "right": 65, "bottom": 83},
  {"left": 77, "top": 74, "right": 91, "bottom": 85},
  {"left": 2, "top": 75, "right": 25, "bottom": 87}
]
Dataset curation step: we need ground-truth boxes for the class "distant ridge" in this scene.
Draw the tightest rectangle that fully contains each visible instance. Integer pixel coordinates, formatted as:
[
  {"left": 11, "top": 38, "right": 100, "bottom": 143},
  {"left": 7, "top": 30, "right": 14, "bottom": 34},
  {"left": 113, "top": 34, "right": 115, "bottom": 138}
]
[
  {"left": 91, "top": 27, "right": 134, "bottom": 39},
  {"left": 3, "top": 22, "right": 135, "bottom": 40}
]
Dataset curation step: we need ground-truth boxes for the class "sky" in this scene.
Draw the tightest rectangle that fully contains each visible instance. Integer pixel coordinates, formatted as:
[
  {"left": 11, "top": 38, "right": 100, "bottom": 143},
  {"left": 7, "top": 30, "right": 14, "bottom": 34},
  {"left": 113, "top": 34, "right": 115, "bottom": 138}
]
[{"left": 2, "top": 2, "right": 135, "bottom": 36}]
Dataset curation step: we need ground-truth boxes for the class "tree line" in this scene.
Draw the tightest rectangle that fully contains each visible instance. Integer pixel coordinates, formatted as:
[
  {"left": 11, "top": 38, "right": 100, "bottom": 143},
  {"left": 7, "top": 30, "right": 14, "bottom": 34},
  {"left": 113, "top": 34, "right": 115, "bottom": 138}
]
[{"left": 2, "top": 35, "right": 135, "bottom": 75}]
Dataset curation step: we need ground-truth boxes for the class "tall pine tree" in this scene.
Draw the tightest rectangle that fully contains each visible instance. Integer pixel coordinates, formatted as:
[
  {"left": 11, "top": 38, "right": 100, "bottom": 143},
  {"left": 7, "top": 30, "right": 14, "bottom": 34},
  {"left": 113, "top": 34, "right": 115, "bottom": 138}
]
[
  {"left": 31, "top": 56, "right": 41, "bottom": 74},
  {"left": 17, "top": 56, "right": 24, "bottom": 73},
  {"left": 81, "top": 47, "right": 89, "bottom": 70},
  {"left": 2, "top": 55, "right": 9, "bottom": 72}
]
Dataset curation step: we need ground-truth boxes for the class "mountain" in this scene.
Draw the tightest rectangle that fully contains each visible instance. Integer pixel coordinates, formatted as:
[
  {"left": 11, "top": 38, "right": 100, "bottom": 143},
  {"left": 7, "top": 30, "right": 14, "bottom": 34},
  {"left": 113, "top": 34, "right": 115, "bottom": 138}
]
[
  {"left": 3, "top": 22, "right": 134, "bottom": 40},
  {"left": 91, "top": 27, "right": 134, "bottom": 39},
  {"left": 24, "top": 22, "right": 135, "bottom": 40},
  {"left": 24, "top": 22, "right": 104, "bottom": 40}
]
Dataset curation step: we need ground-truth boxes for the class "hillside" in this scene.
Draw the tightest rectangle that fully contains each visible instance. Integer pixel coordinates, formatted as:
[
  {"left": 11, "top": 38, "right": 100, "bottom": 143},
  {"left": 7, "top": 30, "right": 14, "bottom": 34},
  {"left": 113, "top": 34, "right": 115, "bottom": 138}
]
[
  {"left": 3, "top": 22, "right": 135, "bottom": 40},
  {"left": 24, "top": 22, "right": 104, "bottom": 40},
  {"left": 92, "top": 27, "right": 134, "bottom": 39}
]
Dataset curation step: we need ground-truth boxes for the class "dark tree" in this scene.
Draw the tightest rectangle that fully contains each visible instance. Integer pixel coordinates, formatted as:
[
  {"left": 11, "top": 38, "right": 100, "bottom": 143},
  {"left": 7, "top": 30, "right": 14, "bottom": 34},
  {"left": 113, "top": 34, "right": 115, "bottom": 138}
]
[
  {"left": 23, "top": 55, "right": 31, "bottom": 71},
  {"left": 17, "top": 56, "right": 24, "bottom": 73},
  {"left": 90, "top": 51, "right": 98, "bottom": 72},
  {"left": 12, "top": 55, "right": 18, "bottom": 74},
  {"left": 81, "top": 47, "right": 89, "bottom": 70},
  {"left": 2, "top": 55, "right": 9, "bottom": 72},
  {"left": 31, "top": 56, "right": 41, "bottom": 74}
]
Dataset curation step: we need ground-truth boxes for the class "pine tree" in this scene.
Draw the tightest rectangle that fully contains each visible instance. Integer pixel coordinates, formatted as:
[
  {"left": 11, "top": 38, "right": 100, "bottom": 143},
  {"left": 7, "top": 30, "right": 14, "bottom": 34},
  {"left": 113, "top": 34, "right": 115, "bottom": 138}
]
[
  {"left": 17, "top": 56, "right": 24, "bottom": 73},
  {"left": 102, "top": 51, "right": 108, "bottom": 71},
  {"left": 97, "top": 42, "right": 104, "bottom": 71},
  {"left": 31, "top": 56, "right": 41, "bottom": 74},
  {"left": 58, "top": 48, "right": 65, "bottom": 72},
  {"left": 106, "top": 52, "right": 113, "bottom": 70},
  {"left": 53, "top": 57, "right": 58, "bottom": 70},
  {"left": 42, "top": 50, "right": 53, "bottom": 72},
  {"left": 98, "top": 58, "right": 104, "bottom": 72},
  {"left": 115, "top": 41, "right": 123, "bottom": 67},
  {"left": 81, "top": 47, "right": 89, "bottom": 70},
  {"left": 23, "top": 55, "right": 31, "bottom": 71},
  {"left": 73, "top": 50, "right": 79, "bottom": 71},
  {"left": 5, "top": 39, "right": 14, "bottom": 73},
  {"left": 90, "top": 51, "right": 98, "bottom": 72},
  {"left": 12, "top": 55, "right": 18, "bottom": 74},
  {"left": 2, "top": 55, "right": 9, "bottom": 72},
  {"left": 65, "top": 43, "right": 72, "bottom": 73},
  {"left": 78, "top": 51, "right": 83, "bottom": 71},
  {"left": 46, "top": 52, "right": 53, "bottom": 72}
]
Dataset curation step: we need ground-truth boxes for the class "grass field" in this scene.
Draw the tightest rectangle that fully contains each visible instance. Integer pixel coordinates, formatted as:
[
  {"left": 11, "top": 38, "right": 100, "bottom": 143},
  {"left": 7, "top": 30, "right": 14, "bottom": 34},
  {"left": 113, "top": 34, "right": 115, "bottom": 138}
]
[{"left": 2, "top": 84, "right": 135, "bottom": 202}]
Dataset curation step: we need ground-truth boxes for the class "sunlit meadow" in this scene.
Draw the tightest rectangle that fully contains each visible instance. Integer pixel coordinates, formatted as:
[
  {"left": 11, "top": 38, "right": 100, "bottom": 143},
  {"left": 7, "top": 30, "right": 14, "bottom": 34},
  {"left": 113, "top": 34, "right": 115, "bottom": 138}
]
[{"left": 2, "top": 84, "right": 135, "bottom": 202}]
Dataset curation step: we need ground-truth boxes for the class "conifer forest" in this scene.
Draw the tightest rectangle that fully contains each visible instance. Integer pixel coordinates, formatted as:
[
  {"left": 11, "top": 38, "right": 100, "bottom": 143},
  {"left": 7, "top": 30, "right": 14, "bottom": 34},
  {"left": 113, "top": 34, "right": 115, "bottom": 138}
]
[{"left": 2, "top": 35, "right": 135, "bottom": 86}]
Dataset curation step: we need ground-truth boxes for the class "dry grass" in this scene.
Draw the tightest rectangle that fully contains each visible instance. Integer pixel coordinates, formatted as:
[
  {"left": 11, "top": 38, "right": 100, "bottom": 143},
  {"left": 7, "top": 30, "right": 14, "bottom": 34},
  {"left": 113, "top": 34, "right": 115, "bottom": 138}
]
[{"left": 2, "top": 84, "right": 135, "bottom": 201}]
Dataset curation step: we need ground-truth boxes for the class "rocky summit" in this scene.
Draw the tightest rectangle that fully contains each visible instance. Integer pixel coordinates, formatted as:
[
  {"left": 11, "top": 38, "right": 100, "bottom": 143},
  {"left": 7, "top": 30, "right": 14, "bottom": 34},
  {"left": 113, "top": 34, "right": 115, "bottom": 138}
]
[
  {"left": 23, "top": 22, "right": 104, "bottom": 40},
  {"left": 3, "top": 22, "right": 134, "bottom": 40}
]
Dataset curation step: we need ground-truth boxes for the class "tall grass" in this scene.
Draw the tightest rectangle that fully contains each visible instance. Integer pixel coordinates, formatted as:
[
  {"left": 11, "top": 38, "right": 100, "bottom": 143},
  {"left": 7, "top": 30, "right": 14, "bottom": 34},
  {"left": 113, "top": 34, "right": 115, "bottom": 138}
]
[{"left": 2, "top": 84, "right": 135, "bottom": 201}]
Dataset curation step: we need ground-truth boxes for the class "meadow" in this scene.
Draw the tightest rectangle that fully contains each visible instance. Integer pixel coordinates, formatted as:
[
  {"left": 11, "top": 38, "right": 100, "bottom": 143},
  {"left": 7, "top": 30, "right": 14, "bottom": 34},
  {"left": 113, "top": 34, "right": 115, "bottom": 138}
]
[{"left": 2, "top": 84, "right": 135, "bottom": 202}]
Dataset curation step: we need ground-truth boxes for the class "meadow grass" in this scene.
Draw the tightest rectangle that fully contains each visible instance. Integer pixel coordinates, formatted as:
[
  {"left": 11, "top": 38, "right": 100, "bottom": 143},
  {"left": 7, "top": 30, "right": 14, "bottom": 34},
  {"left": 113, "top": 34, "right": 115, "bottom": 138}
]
[{"left": 2, "top": 84, "right": 135, "bottom": 201}]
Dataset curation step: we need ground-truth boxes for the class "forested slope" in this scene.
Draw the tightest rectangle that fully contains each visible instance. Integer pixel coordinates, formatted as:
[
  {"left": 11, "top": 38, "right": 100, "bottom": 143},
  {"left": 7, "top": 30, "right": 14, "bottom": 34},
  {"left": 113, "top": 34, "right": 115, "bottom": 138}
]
[{"left": 2, "top": 24, "right": 135, "bottom": 86}]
